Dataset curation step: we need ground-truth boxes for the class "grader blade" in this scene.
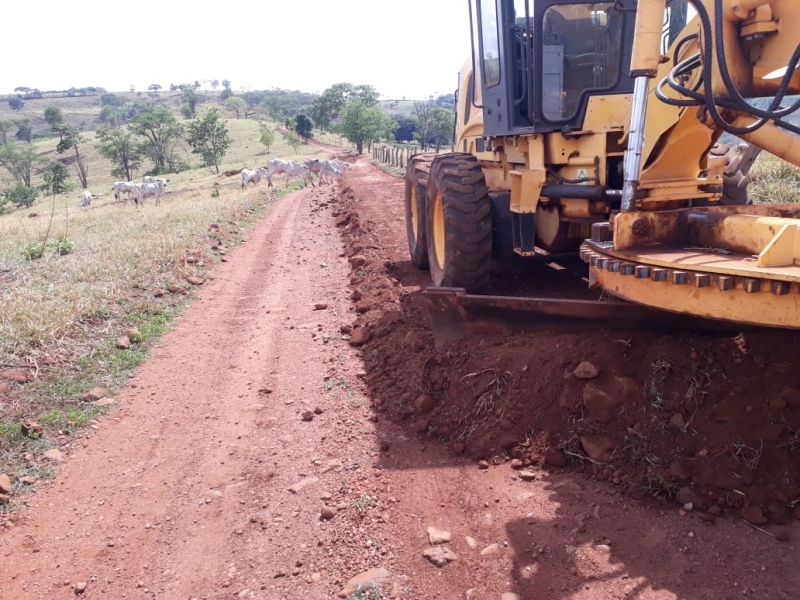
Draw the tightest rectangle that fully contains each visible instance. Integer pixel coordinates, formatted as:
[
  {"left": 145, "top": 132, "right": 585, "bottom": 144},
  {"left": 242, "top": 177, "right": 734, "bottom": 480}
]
[{"left": 421, "top": 287, "right": 757, "bottom": 348}]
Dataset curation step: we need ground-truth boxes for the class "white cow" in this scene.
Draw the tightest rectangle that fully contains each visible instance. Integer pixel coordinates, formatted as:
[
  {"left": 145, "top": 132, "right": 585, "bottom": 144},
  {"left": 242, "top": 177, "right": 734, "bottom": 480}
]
[
  {"left": 79, "top": 190, "right": 93, "bottom": 207},
  {"left": 304, "top": 159, "right": 340, "bottom": 186},
  {"left": 143, "top": 176, "right": 169, "bottom": 186},
  {"left": 112, "top": 181, "right": 136, "bottom": 201},
  {"left": 265, "top": 159, "right": 310, "bottom": 188},
  {"left": 133, "top": 179, "right": 167, "bottom": 207},
  {"left": 330, "top": 159, "right": 351, "bottom": 175},
  {"left": 241, "top": 168, "right": 268, "bottom": 189}
]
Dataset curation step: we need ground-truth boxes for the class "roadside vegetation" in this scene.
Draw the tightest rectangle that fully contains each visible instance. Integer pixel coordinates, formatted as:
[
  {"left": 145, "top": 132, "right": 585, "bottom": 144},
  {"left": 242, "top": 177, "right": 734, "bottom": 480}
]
[{"left": 0, "top": 83, "right": 369, "bottom": 494}]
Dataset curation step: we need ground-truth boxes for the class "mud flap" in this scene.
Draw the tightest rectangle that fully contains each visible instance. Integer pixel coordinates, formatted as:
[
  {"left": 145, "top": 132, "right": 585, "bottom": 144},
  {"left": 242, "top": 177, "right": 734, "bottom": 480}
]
[{"left": 421, "top": 287, "right": 763, "bottom": 348}]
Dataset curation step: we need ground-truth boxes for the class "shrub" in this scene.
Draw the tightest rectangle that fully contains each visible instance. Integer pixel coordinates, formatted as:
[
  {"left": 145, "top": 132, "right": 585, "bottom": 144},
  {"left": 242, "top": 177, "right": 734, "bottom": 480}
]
[{"left": 6, "top": 182, "right": 38, "bottom": 208}]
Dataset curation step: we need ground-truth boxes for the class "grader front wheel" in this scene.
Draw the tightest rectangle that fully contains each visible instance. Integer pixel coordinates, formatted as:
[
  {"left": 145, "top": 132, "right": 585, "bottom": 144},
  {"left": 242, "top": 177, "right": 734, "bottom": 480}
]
[
  {"left": 425, "top": 154, "right": 493, "bottom": 292},
  {"left": 404, "top": 153, "right": 436, "bottom": 270}
]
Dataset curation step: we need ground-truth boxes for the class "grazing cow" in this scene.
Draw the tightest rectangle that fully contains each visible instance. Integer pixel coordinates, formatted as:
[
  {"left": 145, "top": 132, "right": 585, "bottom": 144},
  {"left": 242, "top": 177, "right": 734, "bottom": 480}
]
[
  {"left": 132, "top": 179, "right": 167, "bottom": 207},
  {"left": 265, "top": 159, "right": 310, "bottom": 188},
  {"left": 112, "top": 181, "right": 136, "bottom": 201},
  {"left": 241, "top": 168, "right": 268, "bottom": 189},
  {"left": 304, "top": 159, "right": 340, "bottom": 186},
  {"left": 79, "top": 190, "right": 93, "bottom": 207}
]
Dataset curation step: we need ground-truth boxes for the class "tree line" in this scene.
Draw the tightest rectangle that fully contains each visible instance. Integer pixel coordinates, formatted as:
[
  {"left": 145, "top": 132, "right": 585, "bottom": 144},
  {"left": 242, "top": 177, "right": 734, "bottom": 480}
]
[{"left": 0, "top": 80, "right": 456, "bottom": 212}]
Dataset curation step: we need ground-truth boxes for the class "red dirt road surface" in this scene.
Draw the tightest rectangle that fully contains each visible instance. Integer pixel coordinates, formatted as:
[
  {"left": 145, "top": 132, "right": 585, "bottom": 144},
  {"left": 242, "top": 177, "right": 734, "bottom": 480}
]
[{"left": 2, "top": 159, "right": 800, "bottom": 599}]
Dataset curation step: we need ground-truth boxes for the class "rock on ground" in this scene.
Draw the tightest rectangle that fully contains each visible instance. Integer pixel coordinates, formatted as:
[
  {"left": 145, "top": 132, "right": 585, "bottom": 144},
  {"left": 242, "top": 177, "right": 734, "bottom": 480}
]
[
  {"left": 427, "top": 526, "right": 452, "bottom": 545},
  {"left": 423, "top": 546, "right": 458, "bottom": 567},
  {"left": 573, "top": 362, "right": 599, "bottom": 379}
]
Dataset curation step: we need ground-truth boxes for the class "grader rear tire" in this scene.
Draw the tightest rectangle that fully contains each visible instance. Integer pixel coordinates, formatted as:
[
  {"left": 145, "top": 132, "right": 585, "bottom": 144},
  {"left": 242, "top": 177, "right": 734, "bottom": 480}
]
[
  {"left": 404, "top": 153, "right": 436, "bottom": 269},
  {"left": 425, "top": 153, "right": 493, "bottom": 291}
]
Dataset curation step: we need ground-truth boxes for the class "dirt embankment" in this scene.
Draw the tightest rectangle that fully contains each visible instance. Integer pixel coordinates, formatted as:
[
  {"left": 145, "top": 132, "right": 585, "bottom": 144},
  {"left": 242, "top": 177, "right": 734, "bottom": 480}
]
[{"left": 334, "top": 162, "right": 800, "bottom": 526}]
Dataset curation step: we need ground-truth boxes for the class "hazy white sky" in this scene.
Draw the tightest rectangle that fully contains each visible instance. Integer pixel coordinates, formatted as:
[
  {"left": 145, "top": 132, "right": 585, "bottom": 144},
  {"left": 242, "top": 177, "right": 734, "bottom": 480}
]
[{"left": 3, "top": 0, "right": 472, "bottom": 100}]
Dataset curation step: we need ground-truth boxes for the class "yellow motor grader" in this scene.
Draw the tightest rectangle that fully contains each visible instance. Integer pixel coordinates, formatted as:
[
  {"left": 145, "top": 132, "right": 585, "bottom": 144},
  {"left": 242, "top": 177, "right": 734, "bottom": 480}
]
[{"left": 405, "top": 0, "right": 800, "bottom": 342}]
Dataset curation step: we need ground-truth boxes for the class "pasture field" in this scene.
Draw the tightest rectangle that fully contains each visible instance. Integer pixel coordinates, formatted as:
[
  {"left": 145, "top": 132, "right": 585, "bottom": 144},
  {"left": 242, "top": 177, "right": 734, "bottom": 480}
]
[{"left": 0, "top": 96, "right": 351, "bottom": 472}]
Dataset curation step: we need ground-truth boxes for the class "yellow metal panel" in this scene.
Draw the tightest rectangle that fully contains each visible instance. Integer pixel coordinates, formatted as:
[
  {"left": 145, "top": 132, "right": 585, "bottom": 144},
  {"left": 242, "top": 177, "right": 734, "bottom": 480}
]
[
  {"left": 482, "top": 164, "right": 506, "bottom": 192},
  {"left": 510, "top": 168, "right": 546, "bottom": 213},
  {"left": 544, "top": 135, "right": 580, "bottom": 165},
  {"left": 757, "top": 224, "right": 800, "bottom": 268},
  {"left": 582, "top": 95, "right": 632, "bottom": 131}
]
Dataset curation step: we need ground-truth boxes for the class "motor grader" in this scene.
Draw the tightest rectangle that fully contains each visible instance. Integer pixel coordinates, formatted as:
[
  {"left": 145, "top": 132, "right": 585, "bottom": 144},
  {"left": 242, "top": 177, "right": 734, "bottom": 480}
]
[{"left": 405, "top": 0, "right": 800, "bottom": 342}]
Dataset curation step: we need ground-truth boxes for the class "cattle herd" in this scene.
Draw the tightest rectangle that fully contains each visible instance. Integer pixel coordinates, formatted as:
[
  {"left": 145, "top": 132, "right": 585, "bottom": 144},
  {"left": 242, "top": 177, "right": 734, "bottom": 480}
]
[
  {"left": 77, "top": 158, "right": 350, "bottom": 209},
  {"left": 242, "top": 158, "right": 350, "bottom": 190}
]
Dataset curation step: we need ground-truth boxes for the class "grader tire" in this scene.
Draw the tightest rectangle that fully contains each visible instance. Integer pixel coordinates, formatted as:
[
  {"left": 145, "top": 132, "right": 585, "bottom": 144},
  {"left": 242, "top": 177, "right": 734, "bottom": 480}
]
[
  {"left": 404, "top": 153, "right": 436, "bottom": 269},
  {"left": 426, "top": 153, "right": 493, "bottom": 291}
]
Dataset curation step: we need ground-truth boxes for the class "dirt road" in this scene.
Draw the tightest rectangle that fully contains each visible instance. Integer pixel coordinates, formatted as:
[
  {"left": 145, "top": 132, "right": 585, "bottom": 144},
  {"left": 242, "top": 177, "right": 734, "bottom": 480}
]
[{"left": 2, "top": 161, "right": 799, "bottom": 599}]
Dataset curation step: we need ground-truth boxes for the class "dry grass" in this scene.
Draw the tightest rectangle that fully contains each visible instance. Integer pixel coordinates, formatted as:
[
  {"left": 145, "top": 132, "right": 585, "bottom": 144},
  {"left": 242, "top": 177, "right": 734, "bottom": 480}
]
[
  {"left": 0, "top": 183, "right": 265, "bottom": 359},
  {"left": 749, "top": 152, "right": 800, "bottom": 204}
]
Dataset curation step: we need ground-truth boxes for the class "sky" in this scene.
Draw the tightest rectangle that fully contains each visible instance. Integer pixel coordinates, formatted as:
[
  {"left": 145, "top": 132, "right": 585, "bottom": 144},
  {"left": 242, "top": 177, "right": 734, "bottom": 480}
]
[{"left": 2, "top": 0, "right": 472, "bottom": 100}]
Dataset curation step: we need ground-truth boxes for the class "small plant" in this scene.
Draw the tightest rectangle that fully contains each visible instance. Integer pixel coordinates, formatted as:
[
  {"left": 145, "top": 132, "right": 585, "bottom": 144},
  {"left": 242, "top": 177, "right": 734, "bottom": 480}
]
[
  {"left": 356, "top": 493, "right": 377, "bottom": 512},
  {"left": 349, "top": 584, "right": 383, "bottom": 600},
  {"left": 641, "top": 474, "right": 678, "bottom": 500},
  {"left": 52, "top": 236, "right": 74, "bottom": 256},
  {"left": 648, "top": 381, "right": 667, "bottom": 410},
  {"left": 210, "top": 187, "right": 220, "bottom": 198},
  {"left": 731, "top": 438, "right": 763, "bottom": 470},
  {"left": 779, "top": 428, "right": 800, "bottom": 452},
  {"left": 21, "top": 241, "right": 46, "bottom": 260}
]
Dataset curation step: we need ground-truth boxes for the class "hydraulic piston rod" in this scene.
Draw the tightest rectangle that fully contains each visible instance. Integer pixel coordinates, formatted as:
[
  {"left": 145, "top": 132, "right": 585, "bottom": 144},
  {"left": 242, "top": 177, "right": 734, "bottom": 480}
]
[{"left": 620, "top": 0, "right": 669, "bottom": 212}]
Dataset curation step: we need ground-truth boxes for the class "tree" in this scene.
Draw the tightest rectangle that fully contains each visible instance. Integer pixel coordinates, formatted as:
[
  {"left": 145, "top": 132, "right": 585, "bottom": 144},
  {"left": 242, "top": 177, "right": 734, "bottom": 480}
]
[
  {"left": 15, "top": 120, "right": 32, "bottom": 143},
  {"left": 182, "top": 88, "right": 198, "bottom": 118},
  {"left": 220, "top": 79, "right": 233, "bottom": 101},
  {"left": 429, "top": 107, "right": 455, "bottom": 152},
  {"left": 99, "top": 106, "right": 128, "bottom": 127},
  {"left": 282, "top": 131, "right": 301, "bottom": 153},
  {"left": 259, "top": 121, "right": 275, "bottom": 153},
  {"left": 131, "top": 106, "right": 185, "bottom": 173},
  {"left": 294, "top": 114, "right": 314, "bottom": 141},
  {"left": 5, "top": 181, "right": 38, "bottom": 209},
  {"left": 101, "top": 93, "right": 125, "bottom": 107},
  {"left": 130, "top": 85, "right": 136, "bottom": 93},
  {"left": 312, "top": 83, "right": 379, "bottom": 130},
  {"left": 225, "top": 96, "right": 247, "bottom": 119},
  {"left": 340, "top": 102, "right": 396, "bottom": 154},
  {"left": 97, "top": 126, "right": 143, "bottom": 181},
  {"left": 8, "top": 98, "right": 24, "bottom": 111},
  {"left": 38, "top": 162, "right": 72, "bottom": 258},
  {"left": 186, "top": 108, "right": 232, "bottom": 174},
  {"left": 0, "top": 120, "right": 12, "bottom": 146},
  {"left": 44, "top": 106, "right": 64, "bottom": 127},
  {"left": 148, "top": 83, "right": 162, "bottom": 95},
  {"left": 0, "top": 143, "right": 40, "bottom": 186},
  {"left": 46, "top": 108, "right": 89, "bottom": 188},
  {"left": 412, "top": 101, "right": 454, "bottom": 151},
  {"left": 393, "top": 115, "right": 416, "bottom": 143},
  {"left": 211, "top": 79, "right": 219, "bottom": 92}
]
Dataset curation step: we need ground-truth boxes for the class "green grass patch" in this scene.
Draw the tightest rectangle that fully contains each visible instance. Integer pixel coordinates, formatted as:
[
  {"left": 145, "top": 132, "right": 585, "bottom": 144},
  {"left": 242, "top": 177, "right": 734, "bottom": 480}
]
[{"left": 750, "top": 152, "right": 800, "bottom": 204}]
